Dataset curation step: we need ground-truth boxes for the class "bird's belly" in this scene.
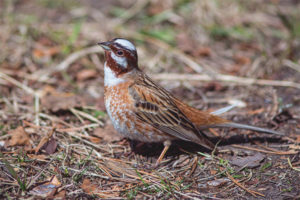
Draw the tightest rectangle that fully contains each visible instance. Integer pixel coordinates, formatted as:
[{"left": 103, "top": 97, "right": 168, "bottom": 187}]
[{"left": 104, "top": 84, "right": 171, "bottom": 143}]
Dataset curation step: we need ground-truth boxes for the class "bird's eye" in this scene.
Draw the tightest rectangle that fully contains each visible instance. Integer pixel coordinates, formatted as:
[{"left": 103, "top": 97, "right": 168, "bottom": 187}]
[{"left": 117, "top": 50, "right": 124, "bottom": 56}]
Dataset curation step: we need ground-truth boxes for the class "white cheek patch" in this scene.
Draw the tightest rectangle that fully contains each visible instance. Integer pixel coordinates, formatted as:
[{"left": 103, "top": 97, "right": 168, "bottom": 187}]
[
  {"left": 104, "top": 62, "right": 125, "bottom": 86},
  {"left": 111, "top": 52, "right": 128, "bottom": 68},
  {"left": 114, "top": 39, "right": 136, "bottom": 51}
]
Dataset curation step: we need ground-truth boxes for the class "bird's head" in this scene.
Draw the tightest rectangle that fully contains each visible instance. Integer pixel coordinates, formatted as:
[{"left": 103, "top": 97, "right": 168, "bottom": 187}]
[{"left": 98, "top": 38, "right": 138, "bottom": 77}]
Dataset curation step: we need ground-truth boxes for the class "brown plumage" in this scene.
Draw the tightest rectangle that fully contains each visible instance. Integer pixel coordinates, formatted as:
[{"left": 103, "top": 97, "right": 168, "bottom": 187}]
[{"left": 98, "top": 38, "right": 283, "bottom": 166}]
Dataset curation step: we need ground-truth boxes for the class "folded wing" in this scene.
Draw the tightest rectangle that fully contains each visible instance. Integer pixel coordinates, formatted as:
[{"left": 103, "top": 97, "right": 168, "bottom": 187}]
[{"left": 129, "top": 74, "right": 215, "bottom": 150}]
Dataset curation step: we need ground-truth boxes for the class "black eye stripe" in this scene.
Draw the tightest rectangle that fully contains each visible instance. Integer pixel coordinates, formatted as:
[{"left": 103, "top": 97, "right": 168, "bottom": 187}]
[{"left": 114, "top": 43, "right": 134, "bottom": 53}]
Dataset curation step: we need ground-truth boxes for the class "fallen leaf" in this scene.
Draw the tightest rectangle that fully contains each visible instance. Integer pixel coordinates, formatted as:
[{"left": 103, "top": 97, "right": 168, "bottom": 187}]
[
  {"left": 76, "top": 69, "right": 98, "bottom": 81},
  {"left": 231, "top": 153, "right": 265, "bottom": 168},
  {"left": 210, "top": 169, "right": 217, "bottom": 175},
  {"left": 234, "top": 55, "right": 251, "bottom": 66},
  {"left": 93, "top": 120, "right": 123, "bottom": 143},
  {"left": 43, "top": 137, "right": 57, "bottom": 154},
  {"left": 6, "top": 126, "right": 31, "bottom": 149},
  {"left": 104, "top": 160, "right": 138, "bottom": 178},
  {"left": 33, "top": 46, "right": 60, "bottom": 59},
  {"left": 81, "top": 178, "right": 98, "bottom": 195},
  {"left": 35, "top": 129, "right": 54, "bottom": 153},
  {"left": 30, "top": 175, "right": 61, "bottom": 198},
  {"left": 54, "top": 189, "right": 66, "bottom": 199}
]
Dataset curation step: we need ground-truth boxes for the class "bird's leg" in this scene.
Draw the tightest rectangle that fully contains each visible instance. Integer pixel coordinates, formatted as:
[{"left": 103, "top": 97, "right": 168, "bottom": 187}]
[{"left": 155, "top": 140, "right": 171, "bottom": 167}]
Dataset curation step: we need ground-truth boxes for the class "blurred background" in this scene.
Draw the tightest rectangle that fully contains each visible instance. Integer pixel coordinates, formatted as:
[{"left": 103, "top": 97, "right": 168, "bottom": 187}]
[{"left": 0, "top": 0, "right": 300, "bottom": 198}]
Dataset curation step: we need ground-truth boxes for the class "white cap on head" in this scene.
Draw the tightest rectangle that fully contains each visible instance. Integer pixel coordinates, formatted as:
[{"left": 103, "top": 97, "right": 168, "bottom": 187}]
[{"left": 114, "top": 38, "right": 136, "bottom": 51}]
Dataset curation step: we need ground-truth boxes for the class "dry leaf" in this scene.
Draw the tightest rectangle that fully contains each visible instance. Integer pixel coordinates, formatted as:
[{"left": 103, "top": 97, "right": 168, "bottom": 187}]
[
  {"left": 7, "top": 126, "right": 31, "bottom": 148},
  {"left": 33, "top": 46, "right": 60, "bottom": 59},
  {"left": 30, "top": 175, "right": 61, "bottom": 198},
  {"left": 76, "top": 69, "right": 97, "bottom": 81},
  {"left": 231, "top": 153, "right": 265, "bottom": 168},
  {"left": 81, "top": 178, "right": 98, "bottom": 195},
  {"left": 104, "top": 160, "right": 138, "bottom": 178},
  {"left": 210, "top": 169, "right": 217, "bottom": 175},
  {"left": 43, "top": 137, "right": 57, "bottom": 154},
  {"left": 54, "top": 189, "right": 66, "bottom": 199},
  {"left": 35, "top": 129, "right": 54, "bottom": 153},
  {"left": 93, "top": 120, "right": 123, "bottom": 142},
  {"left": 33, "top": 128, "right": 57, "bottom": 155}
]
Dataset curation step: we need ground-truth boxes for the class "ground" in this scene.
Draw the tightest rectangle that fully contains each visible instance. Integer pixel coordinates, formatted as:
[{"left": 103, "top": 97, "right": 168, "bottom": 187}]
[{"left": 0, "top": 0, "right": 300, "bottom": 199}]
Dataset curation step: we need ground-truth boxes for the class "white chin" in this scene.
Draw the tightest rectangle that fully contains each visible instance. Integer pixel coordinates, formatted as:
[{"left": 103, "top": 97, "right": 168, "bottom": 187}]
[{"left": 104, "top": 62, "right": 125, "bottom": 87}]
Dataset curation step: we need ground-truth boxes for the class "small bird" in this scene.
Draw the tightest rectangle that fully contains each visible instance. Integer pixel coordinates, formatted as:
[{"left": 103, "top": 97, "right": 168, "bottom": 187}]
[{"left": 98, "top": 38, "right": 282, "bottom": 166}]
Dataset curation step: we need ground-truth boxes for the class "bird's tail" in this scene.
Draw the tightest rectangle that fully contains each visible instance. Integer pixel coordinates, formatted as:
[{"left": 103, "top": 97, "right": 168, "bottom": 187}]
[
  {"left": 199, "top": 122, "right": 283, "bottom": 136},
  {"left": 173, "top": 97, "right": 283, "bottom": 136}
]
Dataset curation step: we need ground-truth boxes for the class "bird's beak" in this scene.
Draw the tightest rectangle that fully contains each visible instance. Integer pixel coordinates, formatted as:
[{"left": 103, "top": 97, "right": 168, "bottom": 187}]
[{"left": 98, "top": 41, "right": 112, "bottom": 50}]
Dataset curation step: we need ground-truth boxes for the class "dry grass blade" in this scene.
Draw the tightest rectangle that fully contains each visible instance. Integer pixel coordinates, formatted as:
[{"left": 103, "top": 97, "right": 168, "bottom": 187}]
[
  {"left": 70, "top": 108, "right": 104, "bottom": 126},
  {"left": 283, "top": 59, "right": 300, "bottom": 73},
  {"left": 226, "top": 172, "right": 264, "bottom": 197},
  {"left": 287, "top": 158, "right": 300, "bottom": 172},
  {"left": 0, "top": 72, "right": 37, "bottom": 95},
  {"left": 232, "top": 144, "right": 298, "bottom": 155}
]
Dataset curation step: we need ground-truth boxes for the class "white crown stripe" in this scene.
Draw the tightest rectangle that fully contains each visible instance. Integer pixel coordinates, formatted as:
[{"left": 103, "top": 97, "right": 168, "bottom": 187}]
[{"left": 114, "top": 39, "right": 136, "bottom": 51}]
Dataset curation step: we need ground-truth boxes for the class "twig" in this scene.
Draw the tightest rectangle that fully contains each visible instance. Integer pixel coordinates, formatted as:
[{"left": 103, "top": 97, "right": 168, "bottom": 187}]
[
  {"left": 226, "top": 172, "right": 264, "bottom": 197},
  {"left": 283, "top": 59, "right": 300, "bottom": 73},
  {"left": 232, "top": 144, "right": 297, "bottom": 155},
  {"left": 151, "top": 73, "right": 300, "bottom": 89},
  {"left": 0, "top": 72, "right": 36, "bottom": 96}
]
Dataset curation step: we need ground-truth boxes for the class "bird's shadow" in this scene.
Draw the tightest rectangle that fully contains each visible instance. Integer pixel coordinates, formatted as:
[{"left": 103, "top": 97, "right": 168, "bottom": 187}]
[{"left": 129, "top": 135, "right": 283, "bottom": 158}]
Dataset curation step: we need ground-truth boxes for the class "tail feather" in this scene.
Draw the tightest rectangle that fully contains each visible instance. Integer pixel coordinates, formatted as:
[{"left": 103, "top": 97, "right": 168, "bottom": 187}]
[{"left": 199, "top": 122, "right": 283, "bottom": 136}]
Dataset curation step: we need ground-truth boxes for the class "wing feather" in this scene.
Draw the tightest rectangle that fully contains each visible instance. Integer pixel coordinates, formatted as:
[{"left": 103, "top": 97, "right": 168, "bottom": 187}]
[{"left": 129, "top": 73, "right": 214, "bottom": 150}]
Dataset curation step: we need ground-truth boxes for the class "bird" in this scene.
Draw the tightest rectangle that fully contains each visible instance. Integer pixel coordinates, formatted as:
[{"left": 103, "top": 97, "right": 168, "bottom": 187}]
[{"left": 98, "top": 38, "right": 283, "bottom": 166}]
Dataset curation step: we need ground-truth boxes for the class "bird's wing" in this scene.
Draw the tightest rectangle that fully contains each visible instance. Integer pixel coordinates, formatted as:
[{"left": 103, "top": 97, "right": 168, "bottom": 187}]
[{"left": 129, "top": 74, "right": 214, "bottom": 150}]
